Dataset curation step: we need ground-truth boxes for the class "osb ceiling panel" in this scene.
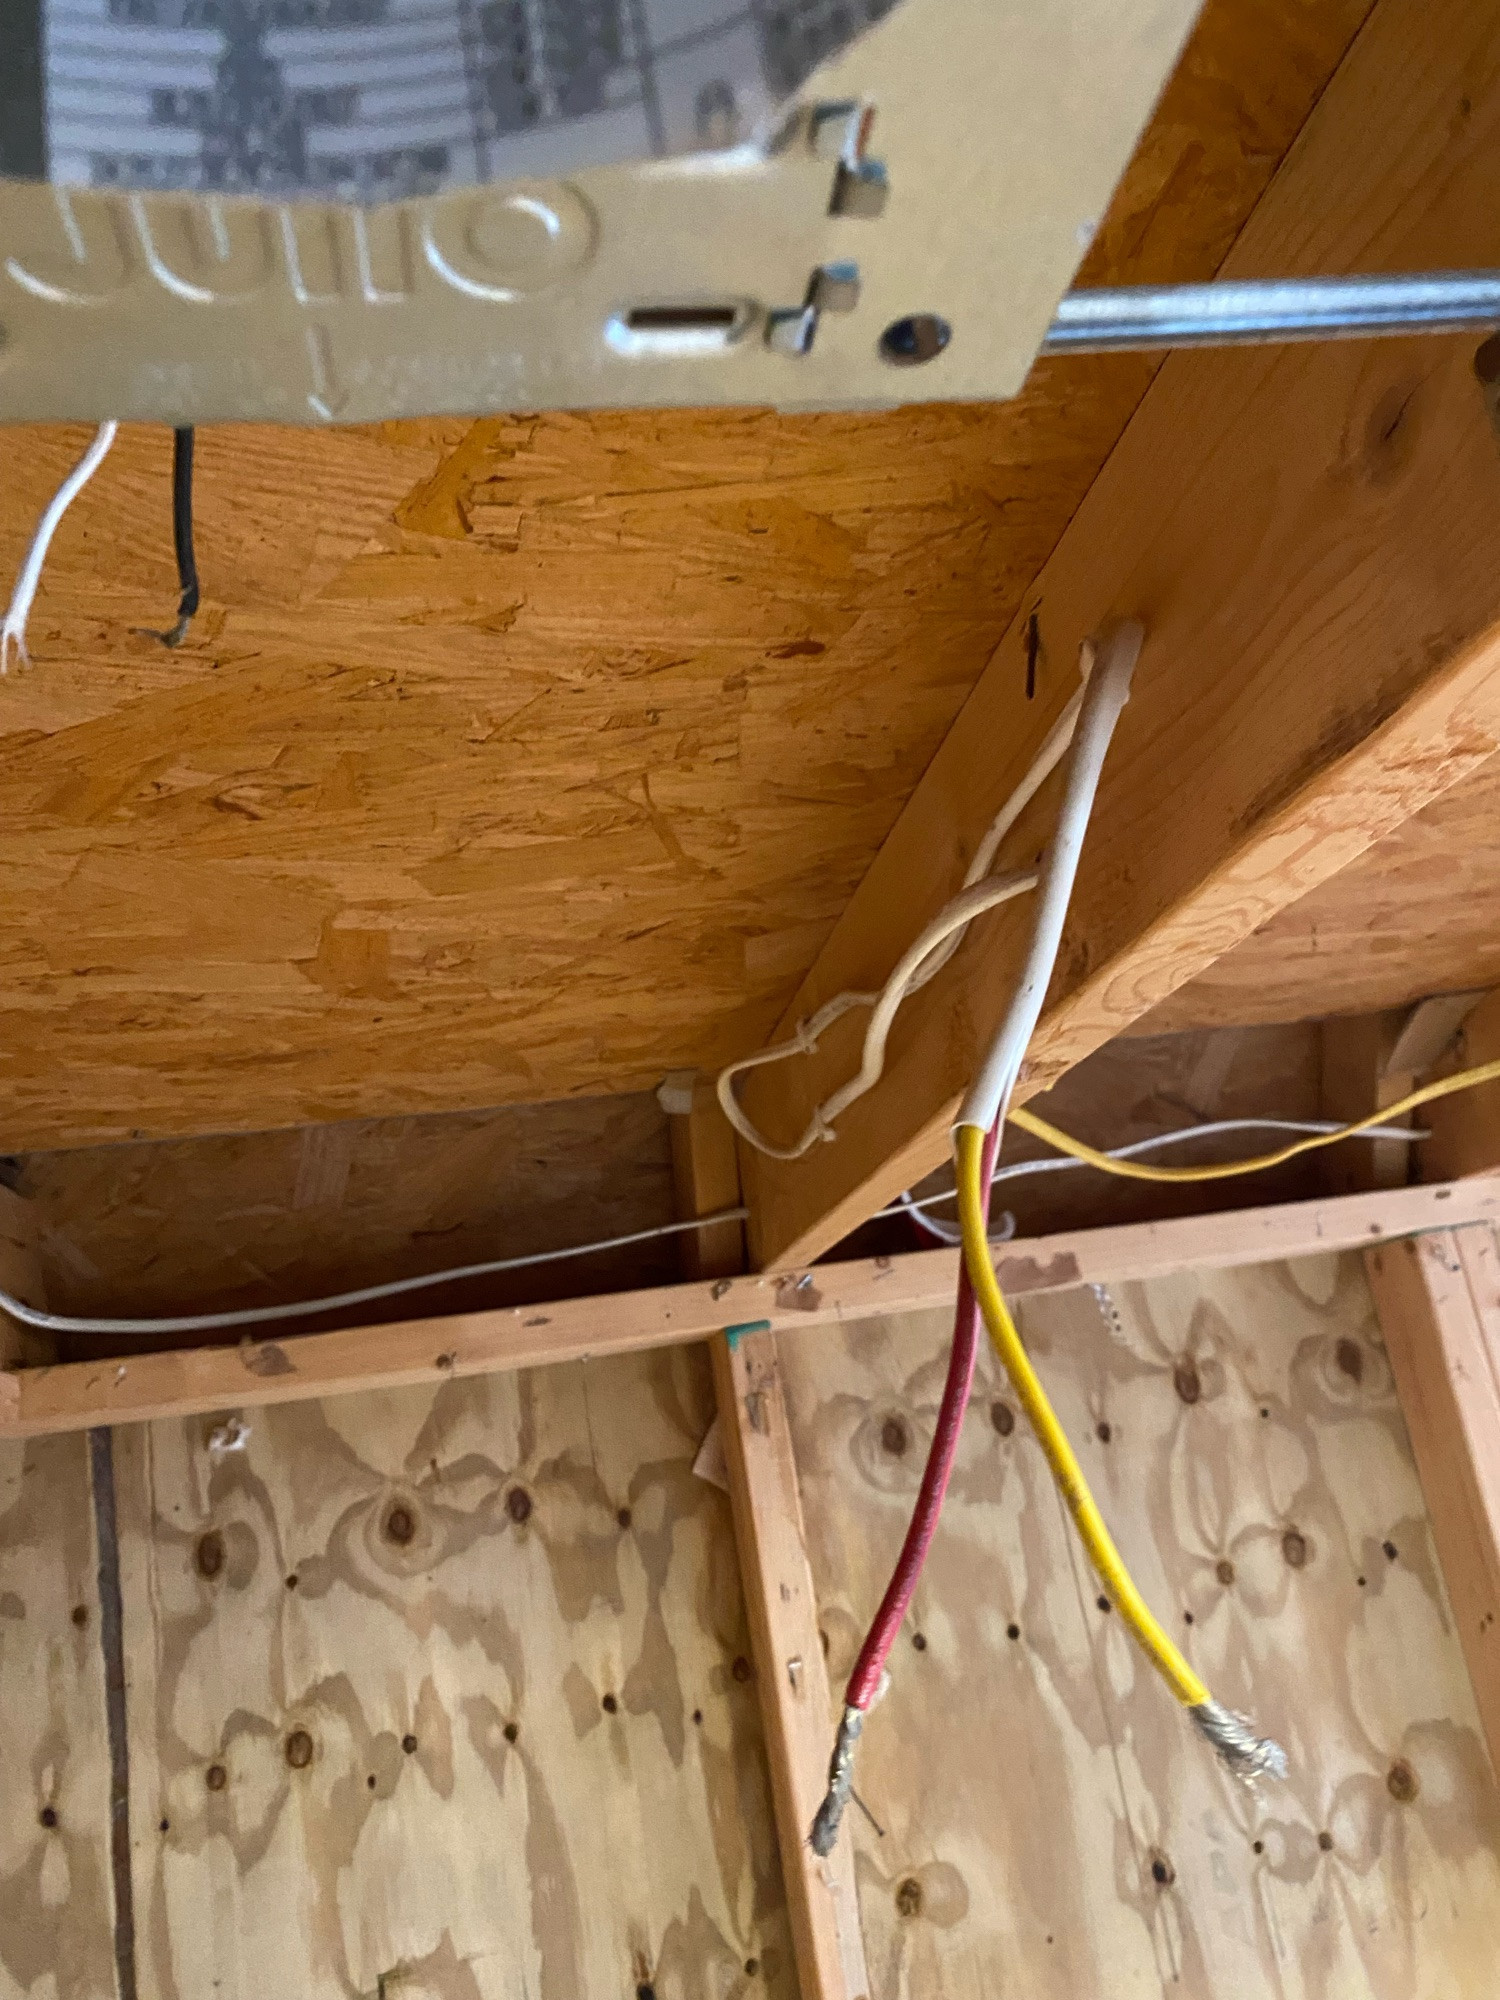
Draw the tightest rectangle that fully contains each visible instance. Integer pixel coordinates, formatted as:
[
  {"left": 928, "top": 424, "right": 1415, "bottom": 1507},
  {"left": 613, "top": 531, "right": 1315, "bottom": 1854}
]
[{"left": 0, "top": 0, "right": 1372, "bottom": 1148}]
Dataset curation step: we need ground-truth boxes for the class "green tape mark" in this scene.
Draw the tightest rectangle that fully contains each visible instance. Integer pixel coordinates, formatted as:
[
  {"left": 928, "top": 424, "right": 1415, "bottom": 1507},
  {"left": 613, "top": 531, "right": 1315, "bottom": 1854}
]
[{"left": 724, "top": 1320, "right": 773, "bottom": 1351}]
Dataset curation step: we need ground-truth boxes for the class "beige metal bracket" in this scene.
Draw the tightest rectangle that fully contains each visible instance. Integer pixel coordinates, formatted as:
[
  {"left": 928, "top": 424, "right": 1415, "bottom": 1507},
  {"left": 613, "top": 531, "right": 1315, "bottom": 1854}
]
[{"left": 0, "top": 0, "right": 1201, "bottom": 422}]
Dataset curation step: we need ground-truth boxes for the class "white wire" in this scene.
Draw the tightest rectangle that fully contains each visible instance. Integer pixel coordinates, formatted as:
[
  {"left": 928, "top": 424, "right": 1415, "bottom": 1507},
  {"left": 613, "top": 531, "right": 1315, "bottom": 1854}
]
[
  {"left": 895, "top": 1188, "right": 1017, "bottom": 1247},
  {"left": 717, "top": 665, "right": 1092, "bottom": 1160},
  {"left": 886, "top": 1116, "right": 1428, "bottom": 1236},
  {"left": 717, "top": 869, "right": 1044, "bottom": 1161},
  {"left": 958, "top": 622, "right": 1141, "bottom": 1133},
  {"left": 2, "top": 1113, "right": 1428, "bottom": 1342},
  {"left": 0, "top": 1206, "right": 749, "bottom": 1338},
  {"left": 2, "top": 422, "right": 119, "bottom": 673},
  {"left": 716, "top": 871, "right": 1041, "bottom": 1160}
]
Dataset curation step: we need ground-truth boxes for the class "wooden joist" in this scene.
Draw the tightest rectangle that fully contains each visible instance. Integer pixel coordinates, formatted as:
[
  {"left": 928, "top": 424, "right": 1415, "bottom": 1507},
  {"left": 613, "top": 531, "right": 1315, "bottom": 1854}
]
[
  {"left": 740, "top": 0, "right": 1500, "bottom": 1268},
  {"left": 1366, "top": 1227, "right": 1500, "bottom": 1774},
  {"left": 2, "top": 1177, "right": 1497, "bottom": 1440}
]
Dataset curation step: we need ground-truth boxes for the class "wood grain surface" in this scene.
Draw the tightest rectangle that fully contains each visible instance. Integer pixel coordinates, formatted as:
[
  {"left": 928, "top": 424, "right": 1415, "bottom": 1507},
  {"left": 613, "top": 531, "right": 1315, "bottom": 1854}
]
[
  {"left": 18, "top": 1089, "right": 676, "bottom": 1333},
  {"left": 714, "top": 1329, "right": 870, "bottom": 2000},
  {"left": 0, "top": 0, "right": 1369, "bottom": 1151},
  {"left": 1142, "top": 758, "right": 1500, "bottom": 1034},
  {"left": 780, "top": 1254, "right": 1500, "bottom": 1998},
  {"left": 1367, "top": 1227, "right": 1500, "bottom": 1777},
  {"left": 0, "top": 1432, "right": 118, "bottom": 2000},
  {"left": 111, "top": 1346, "right": 793, "bottom": 2000},
  {"left": 11, "top": 1178, "right": 1500, "bottom": 1443}
]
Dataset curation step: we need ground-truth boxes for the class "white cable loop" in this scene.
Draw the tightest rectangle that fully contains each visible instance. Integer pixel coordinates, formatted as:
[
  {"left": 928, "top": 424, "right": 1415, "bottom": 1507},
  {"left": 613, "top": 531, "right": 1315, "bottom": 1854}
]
[
  {"left": 2, "top": 422, "right": 119, "bottom": 673},
  {"left": 716, "top": 659, "right": 1095, "bottom": 1160},
  {"left": 717, "top": 871, "right": 1040, "bottom": 1159}
]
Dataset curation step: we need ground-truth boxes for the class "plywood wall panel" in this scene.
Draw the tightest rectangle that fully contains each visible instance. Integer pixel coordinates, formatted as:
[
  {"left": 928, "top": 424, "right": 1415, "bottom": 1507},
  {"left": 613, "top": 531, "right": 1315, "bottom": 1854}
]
[
  {"left": 0, "top": 1433, "right": 118, "bottom": 2000},
  {"left": 779, "top": 1252, "right": 1500, "bottom": 1998},
  {"left": 112, "top": 1347, "right": 792, "bottom": 2000}
]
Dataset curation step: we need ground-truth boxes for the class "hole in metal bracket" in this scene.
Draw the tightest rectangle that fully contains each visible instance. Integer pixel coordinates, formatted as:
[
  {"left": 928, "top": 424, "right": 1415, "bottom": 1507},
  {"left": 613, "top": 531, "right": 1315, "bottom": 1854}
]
[
  {"left": 879, "top": 313, "right": 952, "bottom": 365},
  {"left": 607, "top": 302, "right": 751, "bottom": 357}
]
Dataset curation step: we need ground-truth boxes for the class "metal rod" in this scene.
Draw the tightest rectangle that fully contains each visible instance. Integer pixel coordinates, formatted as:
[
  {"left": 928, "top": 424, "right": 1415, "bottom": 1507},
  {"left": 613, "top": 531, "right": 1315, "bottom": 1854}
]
[{"left": 1043, "top": 271, "right": 1500, "bottom": 354}]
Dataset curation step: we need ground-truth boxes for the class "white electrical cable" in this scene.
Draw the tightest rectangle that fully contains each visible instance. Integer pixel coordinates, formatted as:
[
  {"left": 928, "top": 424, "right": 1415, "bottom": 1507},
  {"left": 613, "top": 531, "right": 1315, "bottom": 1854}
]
[
  {"left": 957, "top": 622, "right": 1142, "bottom": 1133},
  {"left": 717, "top": 871, "right": 1040, "bottom": 1159},
  {"left": 2, "top": 422, "right": 119, "bottom": 672},
  {"left": 716, "top": 669, "right": 1095, "bottom": 1160},
  {"left": 890, "top": 1115, "right": 1428, "bottom": 1239},
  {"left": 2, "top": 1111, "right": 1426, "bottom": 1343},
  {"left": 0, "top": 1206, "right": 749, "bottom": 1338},
  {"left": 896, "top": 1189, "right": 1018, "bottom": 1246}
]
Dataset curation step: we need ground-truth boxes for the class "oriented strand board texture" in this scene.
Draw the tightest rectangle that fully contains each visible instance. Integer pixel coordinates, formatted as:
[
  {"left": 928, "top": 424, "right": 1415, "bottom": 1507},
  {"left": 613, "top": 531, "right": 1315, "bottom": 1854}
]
[
  {"left": 780, "top": 1255, "right": 1500, "bottom": 1998},
  {"left": 1142, "top": 755, "right": 1500, "bottom": 1034},
  {"left": 0, "top": 0, "right": 1371, "bottom": 1151},
  {"left": 112, "top": 1346, "right": 792, "bottom": 2000},
  {"left": 0, "top": 1433, "right": 117, "bottom": 2000},
  {"left": 18, "top": 1089, "right": 676, "bottom": 1335}
]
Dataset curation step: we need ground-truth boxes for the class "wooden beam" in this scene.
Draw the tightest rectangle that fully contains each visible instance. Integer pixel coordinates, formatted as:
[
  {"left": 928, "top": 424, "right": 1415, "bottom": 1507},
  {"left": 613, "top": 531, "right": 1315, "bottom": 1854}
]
[
  {"left": 0, "top": 1186, "right": 51, "bottom": 1367},
  {"left": 666, "top": 1077, "right": 746, "bottom": 1283},
  {"left": 3, "top": 1176, "right": 1498, "bottom": 1439},
  {"left": 712, "top": 1332, "right": 869, "bottom": 2000},
  {"left": 1421, "top": 987, "right": 1500, "bottom": 1181},
  {"left": 667, "top": 1079, "right": 866, "bottom": 1999},
  {"left": 740, "top": 0, "right": 1500, "bottom": 1268},
  {"left": 1318, "top": 1010, "right": 1413, "bottom": 1196},
  {"left": 1366, "top": 1227, "right": 1500, "bottom": 1774},
  {"left": 1137, "top": 771, "right": 1500, "bottom": 1038},
  {"left": 1317, "top": 992, "right": 1492, "bottom": 1195}
]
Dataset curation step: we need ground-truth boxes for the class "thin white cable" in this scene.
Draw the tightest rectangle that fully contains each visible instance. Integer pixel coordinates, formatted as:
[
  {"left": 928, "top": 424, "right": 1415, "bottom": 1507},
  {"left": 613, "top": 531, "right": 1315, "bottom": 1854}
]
[
  {"left": 2, "top": 422, "right": 119, "bottom": 672},
  {"left": 818, "top": 871, "right": 1039, "bottom": 1126},
  {"left": 0, "top": 1207, "right": 749, "bottom": 1338},
  {"left": 957, "top": 622, "right": 1142, "bottom": 1133},
  {"left": 718, "top": 870, "right": 1039, "bottom": 1159},
  {"left": 900, "top": 685, "right": 1086, "bottom": 998},
  {"left": 896, "top": 1189, "right": 1017, "bottom": 1246},
  {"left": 2, "top": 1116, "right": 1426, "bottom": 1342},
  {"left": 888, "top": 1116, "right": 1428, "bottom": 1238},
  {"left": 716, "top": 681, "right": 1093, "bottom": 1161}
]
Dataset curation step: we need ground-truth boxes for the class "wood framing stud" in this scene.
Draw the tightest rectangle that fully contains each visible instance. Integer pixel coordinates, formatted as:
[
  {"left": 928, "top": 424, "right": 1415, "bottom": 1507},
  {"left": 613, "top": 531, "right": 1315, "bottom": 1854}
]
[
  {"left": 672, "top": 1075, "right": 866, "bottom": 1999},
  {"left": 0, "top": 1186, "right": 52, "bottom": 1368},
  {"left": 1366, "top": 1227, "right": 1500, "bottom": 1773},
  {"left": 1422, "top": 986, "right": 1500, "bottom": 1182},
  {"left": 667, "top": 1078, "right": 746, "bottom": 1283},
  {"left": 2, "top": 1177, "right": 1497, "bottom": 1439},
  {"left": 713, "top": 1332, "right": 869, "bottom": 2000}
]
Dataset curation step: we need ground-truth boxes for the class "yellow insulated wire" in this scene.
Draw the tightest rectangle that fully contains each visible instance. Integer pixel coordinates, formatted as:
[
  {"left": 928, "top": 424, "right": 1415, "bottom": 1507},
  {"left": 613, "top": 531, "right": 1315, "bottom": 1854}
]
[
  {"left": 954, "top": 1124, "right": 1208, "bottom": 1709},
  {"left": 1008, "top": 1055, "right": 1500, "bottom": 1184}
]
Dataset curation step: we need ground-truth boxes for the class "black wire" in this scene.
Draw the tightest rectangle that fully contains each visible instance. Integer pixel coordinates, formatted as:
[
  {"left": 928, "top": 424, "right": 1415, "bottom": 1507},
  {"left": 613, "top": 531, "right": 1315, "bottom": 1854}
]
[
  {"left": 172, "top": 425, "right": 199, "bottom": 630},
  {"left": 139, "top": 426, "right": 200, "bottom": 647}
]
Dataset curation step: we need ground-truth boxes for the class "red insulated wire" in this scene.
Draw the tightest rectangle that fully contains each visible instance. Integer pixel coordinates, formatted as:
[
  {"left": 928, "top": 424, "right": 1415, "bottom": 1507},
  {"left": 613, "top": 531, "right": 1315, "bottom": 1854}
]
[{"left": 843, "top": 1120, "right": 1002, "bottom": 1711}]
